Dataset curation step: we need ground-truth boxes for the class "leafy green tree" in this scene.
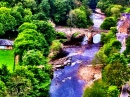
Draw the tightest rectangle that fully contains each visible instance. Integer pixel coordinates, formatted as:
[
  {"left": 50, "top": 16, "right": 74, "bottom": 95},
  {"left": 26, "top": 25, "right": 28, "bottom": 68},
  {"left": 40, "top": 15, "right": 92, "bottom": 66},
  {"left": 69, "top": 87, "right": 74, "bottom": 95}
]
[
  {"left": 27, "top": 66, "right": 51, "bottom": 97},
  {"left": 110, "top": 5, "right": 123, "bottom": 17},
  {"left": 101, "top": 31, "right": 116, "bottom": 44},
  {"left": 67, "top": 8, "right": 87, "bottom": 28},
  {"left": 7, "top": 76, "right": 32, "bottom": 97},
  {"left": 103, "top": 39, "right": 121, "bottom": 57},
  {"left": 38, "top": 0, "right": 50, "bottom": 17},
  {"left": 33, "top": 12, "right": 48, "bottom": 21},
  {"left": 33, "top": 20, "right": 56, "bottom": 44},
  {"left": 13, "top": 29, "right": 49, "bottom": 63},
  {"left": 22, "top": 50, "right": 47, "bottom": 66},
  {"left": 100, "top": 17, "right": 117, "bottom": 30},
  {"left": 92, "top": 49, "right": 108, "bottom": 67},
  {"left": 22, "top": 0, "right": 37, "bottom": 13},
  {"left": 0, "top": 80, "right": 8, "bottom": 97},
  {"left": 0, "top": 1, "right": 9, "bottom": 7},
  {"left": 0, "top": 7, "right": 16, "bottom": 35},
  {"left": 0, "top": 65, "right": 10, "bottom": 84},
  {"left": 18, "top": 22, "right": 37, "bottom": 33},
  {"left": 103, "top": 53, "right": 129, "bottom": 88},
  {"left": 51, "top": 0, "right": 72, "bottom": 24},
  {"left": 107, "top": 86, "right": 120, "bottom": 97},
  {"left": 10, "top": 9, "right": 23, "bottom": 28},
  {"left": 83, "top": 80, "right": 108, "bottom": 97},
  {"left": 124, "top": 36, "right": 130, "bottom": 55}
]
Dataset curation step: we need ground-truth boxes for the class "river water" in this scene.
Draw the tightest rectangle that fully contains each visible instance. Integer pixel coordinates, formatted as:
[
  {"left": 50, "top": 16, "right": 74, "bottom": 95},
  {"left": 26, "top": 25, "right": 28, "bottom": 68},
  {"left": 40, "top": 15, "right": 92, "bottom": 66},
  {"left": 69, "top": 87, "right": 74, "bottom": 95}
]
[{"left": 49, "top": 12, "right": 105, "bottom": 97}]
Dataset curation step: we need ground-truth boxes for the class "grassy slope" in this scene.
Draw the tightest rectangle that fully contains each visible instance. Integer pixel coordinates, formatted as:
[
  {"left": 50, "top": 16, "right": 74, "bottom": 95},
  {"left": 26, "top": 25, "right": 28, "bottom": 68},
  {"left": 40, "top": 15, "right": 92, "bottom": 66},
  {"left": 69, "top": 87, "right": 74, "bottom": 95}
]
[{"left": 0, "top": 50, "right": 14, "bottom": 72}]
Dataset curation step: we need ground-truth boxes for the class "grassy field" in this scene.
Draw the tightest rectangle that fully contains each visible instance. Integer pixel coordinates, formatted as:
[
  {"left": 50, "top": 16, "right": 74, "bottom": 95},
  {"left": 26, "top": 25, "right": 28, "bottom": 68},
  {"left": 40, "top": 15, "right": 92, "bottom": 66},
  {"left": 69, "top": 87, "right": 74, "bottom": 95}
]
[{"left": 0, "top": 50, "right": 14, "bottom": 72}]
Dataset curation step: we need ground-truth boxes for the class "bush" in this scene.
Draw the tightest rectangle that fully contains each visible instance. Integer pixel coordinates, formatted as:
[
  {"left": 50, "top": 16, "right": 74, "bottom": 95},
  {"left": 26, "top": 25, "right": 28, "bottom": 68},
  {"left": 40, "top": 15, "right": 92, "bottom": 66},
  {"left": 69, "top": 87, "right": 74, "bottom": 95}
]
[
  {"left": 49, "top": 40, "right": 62, "bottom": 59},
  {"left": 101, "top": 31, "right": 116, "bottom": 44},
  {"left": 72, "top": 32, "right": 80, "bottom": 38},
  {"left": 100, "top": 17, "right": 117, "bottom": 30},
  {"left": 83, "top": 80, "right": 108, "bottom": 97},
  {"left": 107, "top": 86, "right": 120, "bottom": 97},
  {"left": 22, "top": 50, "right": 47, "bottom": 66},
  {"left": 110, "top": 27, "right": 117, "bottom": 34},
  {"left": 67, "top": 8, "right": 87, "bottom": 28},
  {"left": 56, "top": 31, "right": 67, "bottom": 39}
]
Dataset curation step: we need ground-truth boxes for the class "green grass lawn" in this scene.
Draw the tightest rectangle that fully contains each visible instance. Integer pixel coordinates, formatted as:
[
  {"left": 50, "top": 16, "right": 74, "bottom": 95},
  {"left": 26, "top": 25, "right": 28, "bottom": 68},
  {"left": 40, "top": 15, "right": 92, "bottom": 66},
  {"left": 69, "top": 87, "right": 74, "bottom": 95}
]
[{"left": 0, "top": 50, "right": 14, "bottom": 72}]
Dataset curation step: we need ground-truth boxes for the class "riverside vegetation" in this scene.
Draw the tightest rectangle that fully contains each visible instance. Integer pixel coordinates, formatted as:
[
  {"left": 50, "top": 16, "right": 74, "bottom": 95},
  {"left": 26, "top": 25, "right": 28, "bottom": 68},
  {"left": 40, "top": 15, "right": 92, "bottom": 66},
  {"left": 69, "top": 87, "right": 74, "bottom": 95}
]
[{"left": 0, "top": 0, "right": 130, "bottom": 97}]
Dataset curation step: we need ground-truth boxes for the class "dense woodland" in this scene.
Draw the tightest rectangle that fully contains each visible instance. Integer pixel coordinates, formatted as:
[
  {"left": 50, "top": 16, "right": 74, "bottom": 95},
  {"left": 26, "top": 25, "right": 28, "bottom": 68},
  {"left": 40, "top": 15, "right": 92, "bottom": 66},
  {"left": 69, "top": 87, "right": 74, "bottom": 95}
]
[{"left": 0, "top": 0, "right": 130, "bottom": 97}]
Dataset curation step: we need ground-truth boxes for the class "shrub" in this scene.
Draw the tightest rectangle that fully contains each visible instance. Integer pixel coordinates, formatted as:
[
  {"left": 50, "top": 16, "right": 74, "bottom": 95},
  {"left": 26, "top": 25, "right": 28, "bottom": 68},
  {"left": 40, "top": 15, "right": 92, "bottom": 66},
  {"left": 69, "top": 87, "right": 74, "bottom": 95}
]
[
  {"left": 83, "top": 80, "right": 108, "bottom": 97},
  {"left": 100, "top": 17, "right": 117, "bottom": 30},
  {"left": 56, "top": 31, "right": 67, "bottom": 39},
  {"left": 67, "top": 8, "right": 87, "bottom": 28}
]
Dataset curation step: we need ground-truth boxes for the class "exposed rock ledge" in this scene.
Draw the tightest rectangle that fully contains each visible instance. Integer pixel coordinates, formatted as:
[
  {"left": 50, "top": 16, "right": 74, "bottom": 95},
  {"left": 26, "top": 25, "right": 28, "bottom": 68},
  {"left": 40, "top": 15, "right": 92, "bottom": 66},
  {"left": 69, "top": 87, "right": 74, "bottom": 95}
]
[{"left": 77, "top": 65, "right": 102, "bottom": 89}]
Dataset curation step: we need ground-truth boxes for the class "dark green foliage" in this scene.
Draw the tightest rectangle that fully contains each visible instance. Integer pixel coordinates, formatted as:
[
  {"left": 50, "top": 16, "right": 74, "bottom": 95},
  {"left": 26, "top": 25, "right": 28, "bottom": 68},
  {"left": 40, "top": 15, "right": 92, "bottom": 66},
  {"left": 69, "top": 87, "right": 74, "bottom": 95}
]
[
  {"left": 38, "top": 0, "right": 50, "bottom": 17},
  {"left": 33, "top": 12, "right": 48, "bottom": 21},
  {"left": 100, "top": 17, "right": 117, "bottom": 30},
  {"left": 107, "top": 86, "right": 120, "bottom": 97},
  {"left": 0, "top": 7, "right": 16, "bottom": 35},
  {"left": 67, "top": 8, "right": 87, "bottom": 28},
  {"left": 18, "top": 22, "right": 37, "bottom": 33},
  {"left": 124, "top": 36, "right": 130, "bottom": 55},
  {"left": 101, "top": 32, "right": 116, "bottom": 44},
  {"left": 56, "top": 31, "right": 67, "bottom": 39},
  {"left": 0, "top": 65, "right": 10, "bottom": 84},
  {"left": 33, "top": 20, "right": 56, "bottom": 44},
  {"left": 50, "top": 0, "right": 72, "bottom": 24},
  {"left": 13, "top": 29, "right": 49, "bottom": 63},
  {"left": 27, "top": 66, "right": 51, "bottom": 97},
  {"left": 103, "top": 39, "right": 121, "bottom": 56},
  {"left": 0, "top": 80, "right": 8, "bottom": 97},
  {"left": 83, "top": 80, "right": 108, "bottom": 97},
  {"left": 110, "top": 27, "right": 117, "bottom": 34},
  {"left": 22, "top": 50, "right": 47, "bottom": 66},
  {"left": 103, "top": 53, "right": 129, "bottom": 88}
]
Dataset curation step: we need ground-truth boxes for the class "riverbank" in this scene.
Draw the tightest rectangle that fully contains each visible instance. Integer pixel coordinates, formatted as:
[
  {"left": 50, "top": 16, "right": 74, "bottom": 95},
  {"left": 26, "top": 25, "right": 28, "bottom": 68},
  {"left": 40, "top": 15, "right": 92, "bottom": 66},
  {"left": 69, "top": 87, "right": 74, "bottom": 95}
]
[{"left": 77, "top": 65, "right": 102, "bottom": 89}]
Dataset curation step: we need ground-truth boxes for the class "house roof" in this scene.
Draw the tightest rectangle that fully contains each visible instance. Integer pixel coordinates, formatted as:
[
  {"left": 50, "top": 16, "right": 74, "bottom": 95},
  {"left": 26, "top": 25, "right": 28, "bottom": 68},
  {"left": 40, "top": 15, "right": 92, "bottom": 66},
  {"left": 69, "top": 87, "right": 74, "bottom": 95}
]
[
  {"left": 0, "top": 39, "right": 13, "bottom": 46},
  {"left": 117, "top": 13, "right": 130, "bottom": 29}
]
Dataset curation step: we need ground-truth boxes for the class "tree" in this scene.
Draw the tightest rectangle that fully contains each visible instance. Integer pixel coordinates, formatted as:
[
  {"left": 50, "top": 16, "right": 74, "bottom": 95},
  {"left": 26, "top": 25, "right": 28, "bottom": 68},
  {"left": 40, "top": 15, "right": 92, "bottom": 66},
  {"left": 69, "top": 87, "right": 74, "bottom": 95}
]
[
  {"left": 100, "top": 17, "right": 117, "bottom": 30},
  {"left": 0, "top": 80, "right": 8, "bottom": 97},
  {"left": 0, "top": 65, "right": 10, "bottom": 84},
  {"left": 13, "top": 29, "right": 49, "bottom": 63},
  {"left": 103, "top": 53, "right": 129, "bottom": 88},
  {"left": 92, "top": 49, "right": 108, "bottom": 67},
  {"left": 124, "top": 36, "right": 130, "bottom": 55},
  {"left": 67, "top": 8, "right": 87, "bottom": 28},
  {"left": 22, "top": 50, "right": 47, "bottom": 66},
  {"left": 110, "top": 5, "right": 123, "bottom": 17},
  {"left": 22, "top": 0, "right": 37, "bottom": 13},
  {"left": 51, "top": 0, "right": 72, "bottom": 24},
  {"left": 33, "top": 20, "right": 56, "bottom": 44},
  {"left": 27, "top": 66, "right": 51, "bottom": 97},
  {"left": 83, "top": 80, "right": 108, "bottom": 97},
  {"left": 7, "top": 76, "right": 32, "bottom": 97},
  {"left": 0, "top": 7, "right": 16, "bottom": 35},
  {"left": 18, "top": 22, "right": 37, "bottom": 33},
  {"left": 107, "top": 86, "right": 120, "bottom": 97},
  {"left": 38, "top": 0, "right": 50, "bottom": 17}
]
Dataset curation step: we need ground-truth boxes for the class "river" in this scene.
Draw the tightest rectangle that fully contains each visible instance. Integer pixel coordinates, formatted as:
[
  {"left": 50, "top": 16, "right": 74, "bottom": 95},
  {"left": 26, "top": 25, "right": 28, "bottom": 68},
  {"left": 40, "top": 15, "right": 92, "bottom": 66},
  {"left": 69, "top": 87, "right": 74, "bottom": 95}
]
[{"left": 49, "top": 12, "right": 105, "bottom": 97}]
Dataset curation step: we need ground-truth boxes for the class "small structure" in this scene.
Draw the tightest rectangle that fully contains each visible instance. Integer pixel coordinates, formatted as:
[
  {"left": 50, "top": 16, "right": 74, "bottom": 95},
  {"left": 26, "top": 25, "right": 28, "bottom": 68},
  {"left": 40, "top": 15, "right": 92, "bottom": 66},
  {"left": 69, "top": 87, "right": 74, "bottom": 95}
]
[
  {"left": 0, "top": 39, "right": 13, "bottom": 49},
  {"left": 117, "top": 13, "right": 130, "bottom": 34}
]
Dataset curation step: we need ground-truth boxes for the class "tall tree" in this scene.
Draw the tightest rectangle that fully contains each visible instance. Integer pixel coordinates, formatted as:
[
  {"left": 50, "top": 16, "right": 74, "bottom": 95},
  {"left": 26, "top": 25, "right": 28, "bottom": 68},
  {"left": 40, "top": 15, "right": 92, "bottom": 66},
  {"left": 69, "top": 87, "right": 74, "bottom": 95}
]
[{"left": 103, "top": 53, "right": 129, "bottom": 88}]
